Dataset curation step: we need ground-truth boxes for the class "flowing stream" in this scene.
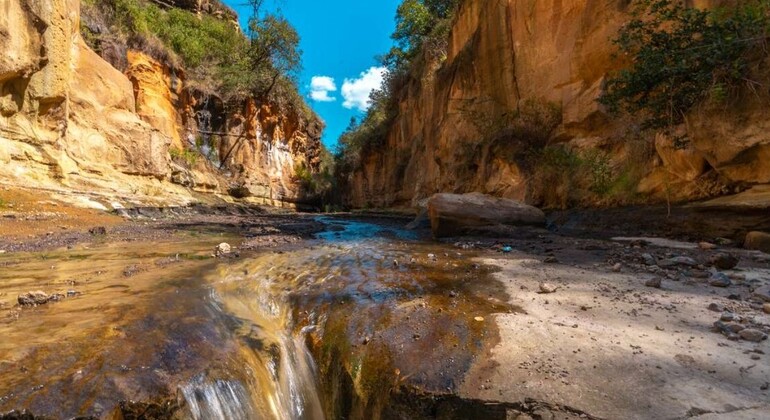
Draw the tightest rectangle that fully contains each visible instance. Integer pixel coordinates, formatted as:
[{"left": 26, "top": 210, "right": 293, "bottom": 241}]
[{"left": 0, "top": 217, "right": 512, "bottom": 419}]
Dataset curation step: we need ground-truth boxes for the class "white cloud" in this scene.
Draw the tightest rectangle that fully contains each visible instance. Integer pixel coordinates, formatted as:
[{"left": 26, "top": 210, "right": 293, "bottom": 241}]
[
  {"left": 342, "top": 67, "right": 387, "bottom": 112},
  {"left": 309, "top": 76, "right": 337, "bottom": 102}
]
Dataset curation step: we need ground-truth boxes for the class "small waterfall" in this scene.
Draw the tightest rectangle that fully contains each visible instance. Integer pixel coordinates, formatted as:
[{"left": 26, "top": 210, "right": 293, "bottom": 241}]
[
  {"left": 181, "top": 256, "right": 326, "bottom": 420},
  {"left": 180, "top": 219, "right": 423, "bottom": 419},
  {"left": 181, "top": 378, "right": 255, "bottom": 420},
  {"left": 265, "top": 328, "right": 324, "bottom": 420}
]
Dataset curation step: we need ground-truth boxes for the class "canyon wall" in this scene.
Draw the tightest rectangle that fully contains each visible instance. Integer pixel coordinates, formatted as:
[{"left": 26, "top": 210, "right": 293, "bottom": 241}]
[
  {"left": 0, "top": 0, "right": 322, "bottom": 209},
  {"left": 347, "top": 0, "right": 769, "bottom": 209}
]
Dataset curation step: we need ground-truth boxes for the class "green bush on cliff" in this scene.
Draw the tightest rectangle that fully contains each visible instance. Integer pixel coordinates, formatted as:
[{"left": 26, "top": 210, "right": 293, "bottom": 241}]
[
  {"left": 82, "top": 0, "right": 312, "bottom": 118},
  {"left": 600, "top": 0, "right": 770, "bottom": 128}
]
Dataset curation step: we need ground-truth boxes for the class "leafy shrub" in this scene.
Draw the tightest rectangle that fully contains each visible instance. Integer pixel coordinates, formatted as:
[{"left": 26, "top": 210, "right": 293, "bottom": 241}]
[
  {"left": 600, "top": 0, "right": 770, "bottom": 128},
  {"left": 169, "top": 147, "right": 199, "bottom": 166}
]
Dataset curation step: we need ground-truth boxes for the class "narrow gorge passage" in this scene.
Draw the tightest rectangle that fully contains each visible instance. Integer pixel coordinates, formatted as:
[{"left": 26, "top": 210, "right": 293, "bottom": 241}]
[{"left": 3, "top": 0, "right": 770, "bottom": 418}]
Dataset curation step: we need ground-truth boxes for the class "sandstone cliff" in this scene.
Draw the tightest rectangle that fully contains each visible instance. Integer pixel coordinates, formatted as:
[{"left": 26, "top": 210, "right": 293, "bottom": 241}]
[
  {"left": 346, "top": 0, "right": 769, "bottom": 210},
  {"left": 0, "top": 0, "right": 322, "bottom": 209}
]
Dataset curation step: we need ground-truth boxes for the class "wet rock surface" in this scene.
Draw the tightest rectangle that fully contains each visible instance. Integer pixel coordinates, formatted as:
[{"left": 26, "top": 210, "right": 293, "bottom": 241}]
[{"left": 2, "top": 208, "right": 770, "bottom": 419}]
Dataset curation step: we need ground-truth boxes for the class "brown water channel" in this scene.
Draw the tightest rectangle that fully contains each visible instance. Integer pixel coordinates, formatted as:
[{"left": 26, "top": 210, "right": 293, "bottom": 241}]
[{"left": 0, "top": 217, "right": 515, "bottom": 419}]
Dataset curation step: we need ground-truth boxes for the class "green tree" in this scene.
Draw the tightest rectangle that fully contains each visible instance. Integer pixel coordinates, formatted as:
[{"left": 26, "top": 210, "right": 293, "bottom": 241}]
[
  {"left": 600, "top": 0, "right": 770, "bottom": 128},
  {"left": 384, "top": 0, "right": 459, "bottom": 69}
]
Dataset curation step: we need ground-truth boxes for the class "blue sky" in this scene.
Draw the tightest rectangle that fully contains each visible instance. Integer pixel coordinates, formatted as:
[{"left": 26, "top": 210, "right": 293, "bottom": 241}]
[{"left": 223, "top": 0, "right": 401, "bottom": 150}]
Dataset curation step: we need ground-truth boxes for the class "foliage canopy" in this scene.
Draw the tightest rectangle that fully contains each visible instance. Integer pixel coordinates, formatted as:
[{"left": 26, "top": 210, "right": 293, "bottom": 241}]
[{"left": 599, "top": 0, "right": 770, "bottom": 128}]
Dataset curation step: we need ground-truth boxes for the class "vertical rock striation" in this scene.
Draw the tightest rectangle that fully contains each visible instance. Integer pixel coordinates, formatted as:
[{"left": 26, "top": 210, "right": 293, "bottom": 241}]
[
  {"left": 347, "top": 0, "right": 768, "bottom": 209},
  {"left": 0, "top": 0, "right": 322, "bottom": 208}
]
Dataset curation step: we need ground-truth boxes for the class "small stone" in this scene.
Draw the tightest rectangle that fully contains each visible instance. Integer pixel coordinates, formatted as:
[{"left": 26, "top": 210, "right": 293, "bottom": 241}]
[
  {"left": 698, "top": 242, "right": 717, "bottom": 250},
  {"left": 645, "top": 277, "right": 662, "bottom": 288},
  {"left": 709, "top": 253, "right": 739, "bottom": 270},
  {"left": 612, "top": 263, "right": 622, "bottom": 272},
  {"left": 707, "top": 302, "right": 723, "bottom": 312},
  {"left": 641, "top": 253, "right": 656, "bottom": 266},
  {"left": 720, "top": 312, "right": 735, "bottom": 322},
  {"left": 448, "top": 290, "right": 458, "bottom": 298},
  {"left": 763, "top": 303, "right": 770, "bottom": 314},
  {"left": 543, "top": 256, "right": 558, "bottom": 264},
  {"left": 750, "top": 354, "right": 761, "bottom": 360},
  {"left": 392, "top": 259, "right": 399, "bottom": 267},
  {"left": 215, "top": 243, "right": 232, "bottom": 257},
  {"left": 713, "top": 321, "right": 745, "bottom": 334},
  {"left": 715, "top": 237, "right": 734, "bottom": 246},
  {"left": 428, "top": 253, "right": 437, "bottom": 260},
  {"left": 413, "top": 333, "right": 421, "bottom": 340},
  {"left": 67, "top": 290, "right": 79, "bottom": 297},
  {"left": 738, "top": 328, "right": 768, "bottom": 342},
  {"left": 88, "top": 226, "right": 107, "bottom": 236},
  {"left": 474, "top": 316, "right": 485, "bottom": 322},
  {"left": 709, "top": 273, "right": 732, "bottom": 288},
  {"left": 744, "top": 231, "right": 770, "bottom": 253},
  {"left": 538, "top": 283, "right": 558, "bottom": 294},
  {"left": 659, "top": 256, "right": 697, "bottom": 268},
  {"left": 47, "top": 293, "right": 65, "bottom": 302},
  {"left": 18, "top": 291, "right": 50, "bottom": 306},
  {"left": 753, "top": 285, "right": 770, "bottom": 302},
  {"left": 362, "top": 336, "right": 370, "bottom": 345}
]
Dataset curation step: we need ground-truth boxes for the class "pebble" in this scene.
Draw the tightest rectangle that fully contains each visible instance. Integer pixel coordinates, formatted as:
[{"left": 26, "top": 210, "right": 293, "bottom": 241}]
[
  {"left": 215, "top": 242, "right": 231, "bottom": 257},
  {"left": 641, "top": 253, "right": 656, "bottom": 266},
  {"left": 612, "top": 263, "right": 622, "bottom": 272},
  {"left": 720, "top": 312, "right": 735, "bottom": 322},
  {"left": 698, "top": 242, "right": 717, "bottom": 250},
  {"left": 543, "top": 256, "right": 558, "bottom": 264},
  {"left": 539, "top": 283, "right": 558, "bottom": 294},
  {"left": 738, "top": 328, "right": 768, "bottom": 343},
  {"left": 659, "top": 256, "right": 697, "bottom": 268},
  {"left": 18, "top": 291, "right": 50, "bottom": 306},
  {"left": 714, "top": 321, "right": 745, "bottom": 334},
  {"left": 474, "top": 316, "right": 485, "bottom": 322},
  {"left": 707, "top": 302, "right": 723, "bottom": 312},
  {"left": 709, "top": 273, "right": 732, "bottom": 288},
  {"left": 753, "top": 285, "right": 770, "bottom": 302},
  {"left": 709, "top": 253, "right": 739, "bottom": 270},
  {"left": 645, "top": 277, "right": 662, "bottom": 288},
  {"left": 764, "top": 303, "right": 770, "bottom": 314},
  {"left": 88, "top": 226, "right": 107, "bottom": 236}
]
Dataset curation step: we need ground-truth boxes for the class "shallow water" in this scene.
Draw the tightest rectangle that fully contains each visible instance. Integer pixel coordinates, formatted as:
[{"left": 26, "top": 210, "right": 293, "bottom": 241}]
[{"left": 0, "top": 218, "right": 513, "bottom": 419}]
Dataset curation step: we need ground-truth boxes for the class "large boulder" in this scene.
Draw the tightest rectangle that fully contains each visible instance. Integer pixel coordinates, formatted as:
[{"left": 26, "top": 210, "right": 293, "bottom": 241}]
[{"left": 427, "top": 192, "right": 545, "bottom": 237}]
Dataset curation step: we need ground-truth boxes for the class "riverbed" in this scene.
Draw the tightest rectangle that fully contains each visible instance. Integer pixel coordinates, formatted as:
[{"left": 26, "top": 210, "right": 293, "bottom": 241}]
[{"left": 1, "top": 210, "right": 769, "bottom": 419}]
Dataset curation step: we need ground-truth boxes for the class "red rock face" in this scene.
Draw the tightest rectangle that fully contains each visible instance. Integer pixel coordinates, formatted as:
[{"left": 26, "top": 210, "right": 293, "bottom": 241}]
[{"left": 348, "top": 0, "right": 769, "bottom": 210}]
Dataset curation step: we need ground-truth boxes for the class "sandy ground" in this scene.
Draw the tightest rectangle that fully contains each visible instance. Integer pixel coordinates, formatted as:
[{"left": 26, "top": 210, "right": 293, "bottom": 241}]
[{"left": 462, "top": 233, "right": 770, "bottom": 420}]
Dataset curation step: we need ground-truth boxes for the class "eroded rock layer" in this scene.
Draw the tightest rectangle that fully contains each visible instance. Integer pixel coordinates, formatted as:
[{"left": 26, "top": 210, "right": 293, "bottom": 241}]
[
  {"left": 0, "top": 0, "right": 322, "bottom": 209},
  {"left": 347, "top": 0, "right": 769, "bottom": 209}
]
